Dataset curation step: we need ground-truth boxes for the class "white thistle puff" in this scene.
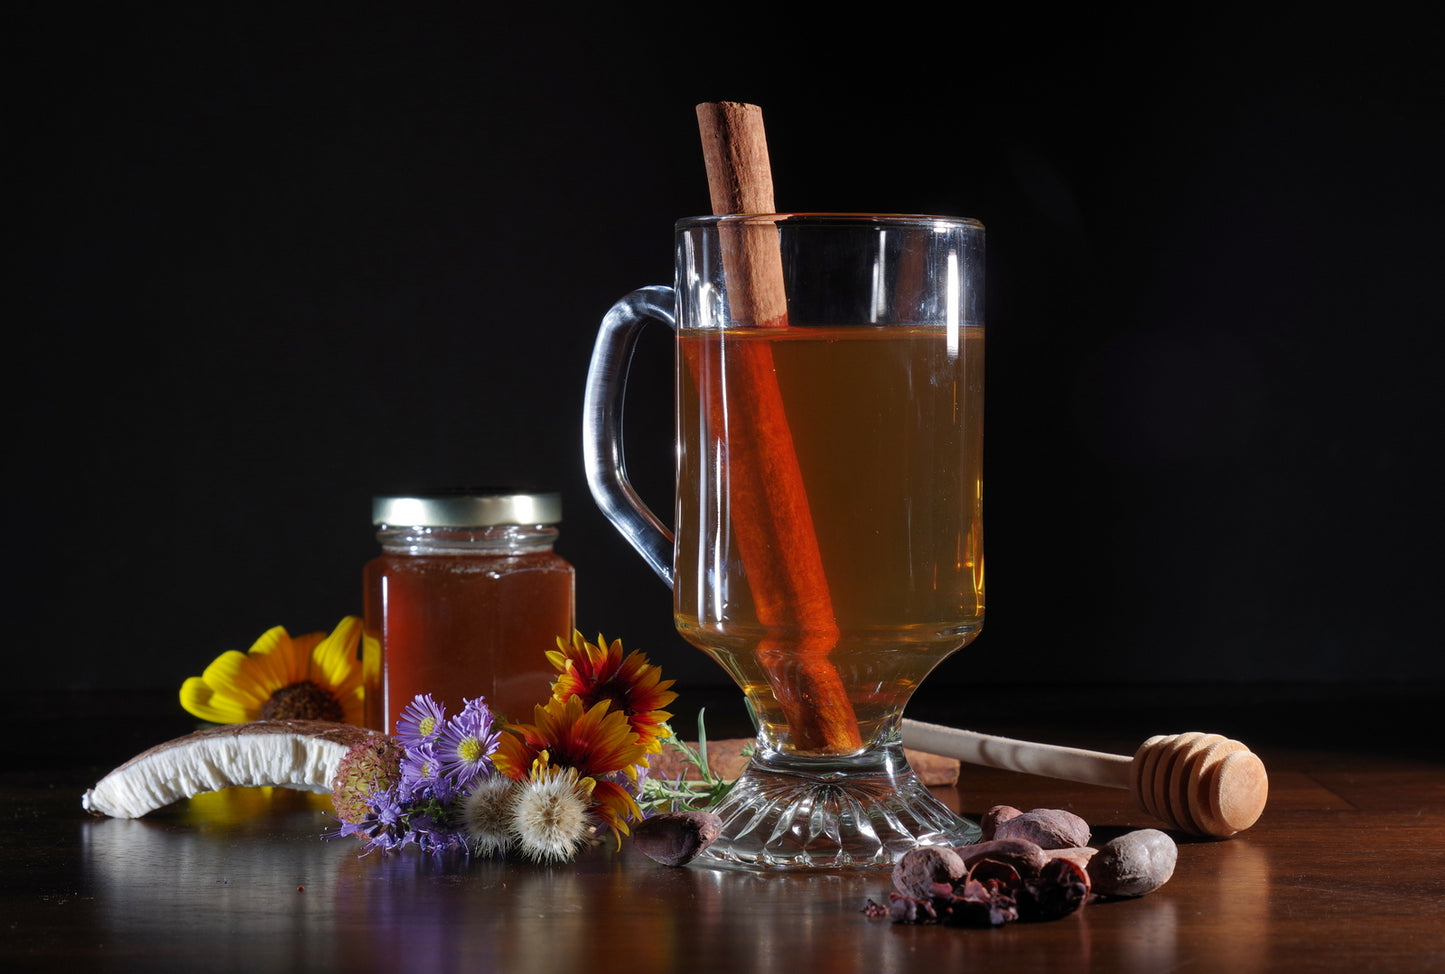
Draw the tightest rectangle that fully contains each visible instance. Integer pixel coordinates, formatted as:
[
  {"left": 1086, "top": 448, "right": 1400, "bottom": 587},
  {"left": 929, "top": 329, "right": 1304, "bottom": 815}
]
[
  {"left": 509, "top": 767, "right": 596, "bottom": 863},
  {"left": 461, "top": 776, "right": 521, "bottom": 857}
]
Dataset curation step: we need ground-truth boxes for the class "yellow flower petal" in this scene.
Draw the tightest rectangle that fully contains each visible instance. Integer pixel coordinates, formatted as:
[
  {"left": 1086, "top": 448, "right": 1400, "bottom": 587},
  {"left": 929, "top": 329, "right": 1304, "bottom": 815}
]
[
  {"left": 311, "top": 617, "right": 360, "bottom": 687},
  {"left": 177, "top": 618, "right": 368, "bottom": 727},
  {"left": 311, "top": 618, "right": 365, "bottom": 725},
  {"left": 179, "top": 676, "right": 254, "bottom": 723},
  {"left": 200, "top": 651, "right": 274, "bottom": 710},
  {"left": 291, "top": 631, "right": 326, "bottom": 658},
  {"left": 247, "top": 626, "right": 311, "bottom": 688},
  {"left": 239, "top": 631, "right": 291, "bottom": 691}
]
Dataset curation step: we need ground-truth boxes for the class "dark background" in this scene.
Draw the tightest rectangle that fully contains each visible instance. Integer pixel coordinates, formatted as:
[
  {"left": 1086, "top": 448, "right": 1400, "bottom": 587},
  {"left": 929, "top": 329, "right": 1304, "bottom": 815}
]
[{"left": 13, "top": 4, "right": 1442, "bottom": 708}]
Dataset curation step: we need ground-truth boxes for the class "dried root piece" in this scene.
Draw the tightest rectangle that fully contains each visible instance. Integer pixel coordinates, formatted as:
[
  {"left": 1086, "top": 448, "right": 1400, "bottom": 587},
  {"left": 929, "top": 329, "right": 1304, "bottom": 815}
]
[{"left": 82, "top": 720, "right": 382, "bottom": 819}]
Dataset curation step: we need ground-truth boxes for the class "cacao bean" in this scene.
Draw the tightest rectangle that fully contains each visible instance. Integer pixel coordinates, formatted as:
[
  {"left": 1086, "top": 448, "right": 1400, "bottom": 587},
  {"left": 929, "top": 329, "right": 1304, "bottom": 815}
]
[
  {"left": 892, "top": 845, "right": 967, "bottom": 899},
  {"left": 1087, "top": 828, "right": 1177, "bottom": 897},
  {"left": 959, "top": 837, "right": 1049, "bottom": 880},
  {"left": 994, "top": 807, "right": 1091, "bottom": 849},
  {"left": 980, "top": 804, "right": 1022, "bottom": 840},
  {"left": 632, "top": 810, "right": 722, "bottom": 867},
  {"left": 1045, "top": 846, "right": 1098, "bottom": 877}
]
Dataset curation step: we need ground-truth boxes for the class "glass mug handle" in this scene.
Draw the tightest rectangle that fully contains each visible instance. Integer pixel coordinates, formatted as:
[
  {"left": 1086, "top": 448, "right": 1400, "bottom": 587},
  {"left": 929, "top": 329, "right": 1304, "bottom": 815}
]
[{"left": 582, "top": 285, "right": 677, "bottom": 587}]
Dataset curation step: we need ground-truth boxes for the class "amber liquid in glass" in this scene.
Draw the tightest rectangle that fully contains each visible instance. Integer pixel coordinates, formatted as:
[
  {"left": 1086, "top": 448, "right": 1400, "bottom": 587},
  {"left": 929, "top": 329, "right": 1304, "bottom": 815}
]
[
  {"left": 674, "top": 325, "right": 984, "bottom": 751},
  {"left": 363, "top": 549, "right": 573, "bottom": 732}
]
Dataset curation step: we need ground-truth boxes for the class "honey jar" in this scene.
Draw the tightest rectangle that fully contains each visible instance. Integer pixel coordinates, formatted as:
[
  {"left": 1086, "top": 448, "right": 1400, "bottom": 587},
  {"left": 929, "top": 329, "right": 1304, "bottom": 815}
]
[{"left": 363, "top": 490, "right": 575, "bottom": 732}]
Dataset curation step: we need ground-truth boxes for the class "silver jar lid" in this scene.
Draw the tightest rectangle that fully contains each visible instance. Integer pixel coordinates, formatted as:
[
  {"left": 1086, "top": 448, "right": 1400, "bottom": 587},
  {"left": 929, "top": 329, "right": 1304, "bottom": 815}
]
[{"left": 373, "top": 490, "right": 562, "bottom": 527}]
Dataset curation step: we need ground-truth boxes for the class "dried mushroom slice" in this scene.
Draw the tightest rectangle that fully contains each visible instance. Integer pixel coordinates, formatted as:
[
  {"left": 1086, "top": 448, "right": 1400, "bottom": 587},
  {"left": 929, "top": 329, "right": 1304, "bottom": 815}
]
[{"left": 82, "top": 720, "right": 381, "bottom": 819}]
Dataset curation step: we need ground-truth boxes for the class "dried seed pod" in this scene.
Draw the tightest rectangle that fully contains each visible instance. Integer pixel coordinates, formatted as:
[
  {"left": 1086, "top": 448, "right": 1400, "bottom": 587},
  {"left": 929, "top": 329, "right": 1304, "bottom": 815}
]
[
  {"left": 632, "top": 810, "right": 723, "bottom": 866},
  {"left": 994, "top": 807, "right": 1091, "bottom": 849},
  {"left": 941, "top": 878, "right": 1019, "bottom": 928},
  {"left": 1088, "top": 828, "right": 1178, "bottom": 897},
  {"left": 888, "top": 893, "right": 938, "bottom": 924},
  {"left": 330, "top": 736, "right": 404, "bottom": 825},
  {"left": 882, "top": 837, "right": 1092, "bottom": 928},
  {"left": 892, "top": 845, "right": 967, "bottom": 899},
  {"left": 964, "top": 858, "right": 1023, "bottom": 889},
  {"left": 1016, "top": 856, "right": 1091, "bottom": 921}
]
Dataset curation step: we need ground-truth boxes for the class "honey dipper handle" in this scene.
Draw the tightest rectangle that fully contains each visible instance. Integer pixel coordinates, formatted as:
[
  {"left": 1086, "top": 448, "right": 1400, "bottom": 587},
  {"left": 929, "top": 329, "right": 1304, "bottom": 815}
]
[{"left": 901, "top": 718, "right": 1134, "bottom": 790}]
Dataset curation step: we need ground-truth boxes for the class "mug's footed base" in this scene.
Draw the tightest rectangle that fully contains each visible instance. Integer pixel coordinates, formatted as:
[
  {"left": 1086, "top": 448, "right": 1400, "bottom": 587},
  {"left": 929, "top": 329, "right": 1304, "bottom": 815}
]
[{"left": 695, "top": 744, "right": 980, "bottom": 871}]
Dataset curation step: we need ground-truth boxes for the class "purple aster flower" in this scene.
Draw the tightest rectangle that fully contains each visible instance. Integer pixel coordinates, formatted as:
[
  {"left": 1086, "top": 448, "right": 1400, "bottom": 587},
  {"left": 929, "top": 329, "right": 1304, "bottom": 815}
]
[
  {"left": 396, "top": 694, "right": 447, "bottom": 747},
  {"left": 327, "top": 692, "right": 508, "bottom": 859},
  {"left": 329, "top": 785, "right": 410, "bottom": 855},
  {"left": 400, "top": 744, "right": 456, "bottom": 802},
  {"left": 371, "top": 789, "right": 405, "bottom": 830},
  {"left": 437, "top": 697, "right": 501, "bottom": 788}
]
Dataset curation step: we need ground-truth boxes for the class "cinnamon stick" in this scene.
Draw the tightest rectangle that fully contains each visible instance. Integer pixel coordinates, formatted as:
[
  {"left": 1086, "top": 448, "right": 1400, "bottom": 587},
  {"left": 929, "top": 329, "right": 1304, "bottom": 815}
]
[
  {"left": 692, "top": 103, "right": 862, "bottom": 752},
  {"left": 695, "top": 103, "right": 787, "bottom": 327}
]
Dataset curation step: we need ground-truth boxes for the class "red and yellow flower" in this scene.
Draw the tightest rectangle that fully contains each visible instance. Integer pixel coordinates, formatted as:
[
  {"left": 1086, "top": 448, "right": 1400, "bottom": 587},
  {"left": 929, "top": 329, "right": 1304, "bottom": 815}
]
[
  {"left": 546, "top": 632, "right": 676, "bottom": 753},
  {"left": 495, "top": 693, "right": 650, "bottom": 841},
  {"left": 495, "top": 695, "right": 647, "bottom": 782}
]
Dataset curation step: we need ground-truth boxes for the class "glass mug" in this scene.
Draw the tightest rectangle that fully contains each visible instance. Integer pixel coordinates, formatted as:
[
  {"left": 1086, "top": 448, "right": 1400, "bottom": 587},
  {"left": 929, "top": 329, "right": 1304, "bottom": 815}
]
[{"left": 584, "top": 213, "right": 985, "bottom": 868}]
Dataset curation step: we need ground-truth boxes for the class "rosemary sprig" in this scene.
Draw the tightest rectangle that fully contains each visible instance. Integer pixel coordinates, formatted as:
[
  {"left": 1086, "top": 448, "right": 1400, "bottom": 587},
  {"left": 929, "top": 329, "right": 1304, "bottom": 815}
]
[{"left": 638, "top": 710, "right": 746, "bottom": 813}]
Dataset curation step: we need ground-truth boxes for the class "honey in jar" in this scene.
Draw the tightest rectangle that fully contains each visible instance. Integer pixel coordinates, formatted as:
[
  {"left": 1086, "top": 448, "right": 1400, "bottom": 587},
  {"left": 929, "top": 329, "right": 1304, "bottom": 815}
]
[{"left": 363, "top": 490, "right": 575, "bottom": 732}]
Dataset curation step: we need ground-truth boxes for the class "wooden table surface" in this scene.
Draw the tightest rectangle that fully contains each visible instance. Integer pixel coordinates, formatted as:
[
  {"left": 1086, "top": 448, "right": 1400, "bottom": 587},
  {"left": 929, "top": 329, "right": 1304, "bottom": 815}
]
[{"left": 5, "top": 686, "right": 1443, "bottom": 973}]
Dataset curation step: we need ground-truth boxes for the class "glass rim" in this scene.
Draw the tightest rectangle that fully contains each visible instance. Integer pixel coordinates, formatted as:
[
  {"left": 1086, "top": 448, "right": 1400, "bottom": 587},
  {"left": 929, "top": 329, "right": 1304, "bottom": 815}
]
[{"left": 675, "top": 212, "right": 984, "bottom": 232}]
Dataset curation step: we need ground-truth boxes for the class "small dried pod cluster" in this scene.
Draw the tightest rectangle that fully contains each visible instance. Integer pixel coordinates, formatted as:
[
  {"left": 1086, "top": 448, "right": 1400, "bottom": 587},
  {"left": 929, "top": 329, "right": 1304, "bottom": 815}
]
[
  {"left": 873, "top": 805, "right": 1179, "bottom": 927},
  {"left": 881, "top": 841, "right": 1089, "bottom": 928},
  {"left": 981, "top": 804, "right": 1178, "bottom": 898}
]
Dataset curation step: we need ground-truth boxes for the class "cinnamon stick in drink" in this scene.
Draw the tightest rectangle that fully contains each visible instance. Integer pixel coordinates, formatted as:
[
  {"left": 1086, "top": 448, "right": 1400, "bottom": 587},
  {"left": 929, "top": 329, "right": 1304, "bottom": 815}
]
[{"left": 691, "top": 102, "right": 862, "bottom": 752}]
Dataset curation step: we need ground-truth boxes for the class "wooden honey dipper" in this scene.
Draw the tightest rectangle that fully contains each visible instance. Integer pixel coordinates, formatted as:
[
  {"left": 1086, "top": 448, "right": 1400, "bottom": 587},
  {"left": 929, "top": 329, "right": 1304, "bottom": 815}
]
[{"left": 901, "top": 718, "right": 1269, "bottom": 838}]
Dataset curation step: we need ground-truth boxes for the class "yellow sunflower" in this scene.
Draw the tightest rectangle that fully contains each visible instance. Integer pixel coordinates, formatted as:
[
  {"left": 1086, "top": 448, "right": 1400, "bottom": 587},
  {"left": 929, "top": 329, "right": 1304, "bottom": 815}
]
[
  {"left": 546, "top": 632, "right": 677, "bottom": 753},
  {"left": 180, "top": 617, "right": 366, "bottom": 725}
]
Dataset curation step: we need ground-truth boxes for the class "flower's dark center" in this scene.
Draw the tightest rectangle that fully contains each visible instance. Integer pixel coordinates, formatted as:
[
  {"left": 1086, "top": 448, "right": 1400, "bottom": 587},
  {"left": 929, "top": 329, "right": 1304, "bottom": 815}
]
[
  {"left": 591, "top": 681, "right": 632, "bottom": 715},
  {"left": 260, "top": 681, "right": 344, "bottom": 721}
]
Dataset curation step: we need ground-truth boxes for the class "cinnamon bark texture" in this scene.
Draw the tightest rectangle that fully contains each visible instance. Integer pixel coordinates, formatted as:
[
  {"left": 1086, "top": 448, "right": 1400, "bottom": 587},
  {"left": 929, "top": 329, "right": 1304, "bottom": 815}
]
[{"left": 692, "top": 102, "right": 861, "bottom": 752}]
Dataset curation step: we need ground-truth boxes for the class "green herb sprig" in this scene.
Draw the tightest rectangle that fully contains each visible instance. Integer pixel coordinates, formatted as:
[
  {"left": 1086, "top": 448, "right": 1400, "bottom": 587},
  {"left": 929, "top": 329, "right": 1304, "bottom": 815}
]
[{"left": 638, "top": 710, "right": 747, "bottom": 813}]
